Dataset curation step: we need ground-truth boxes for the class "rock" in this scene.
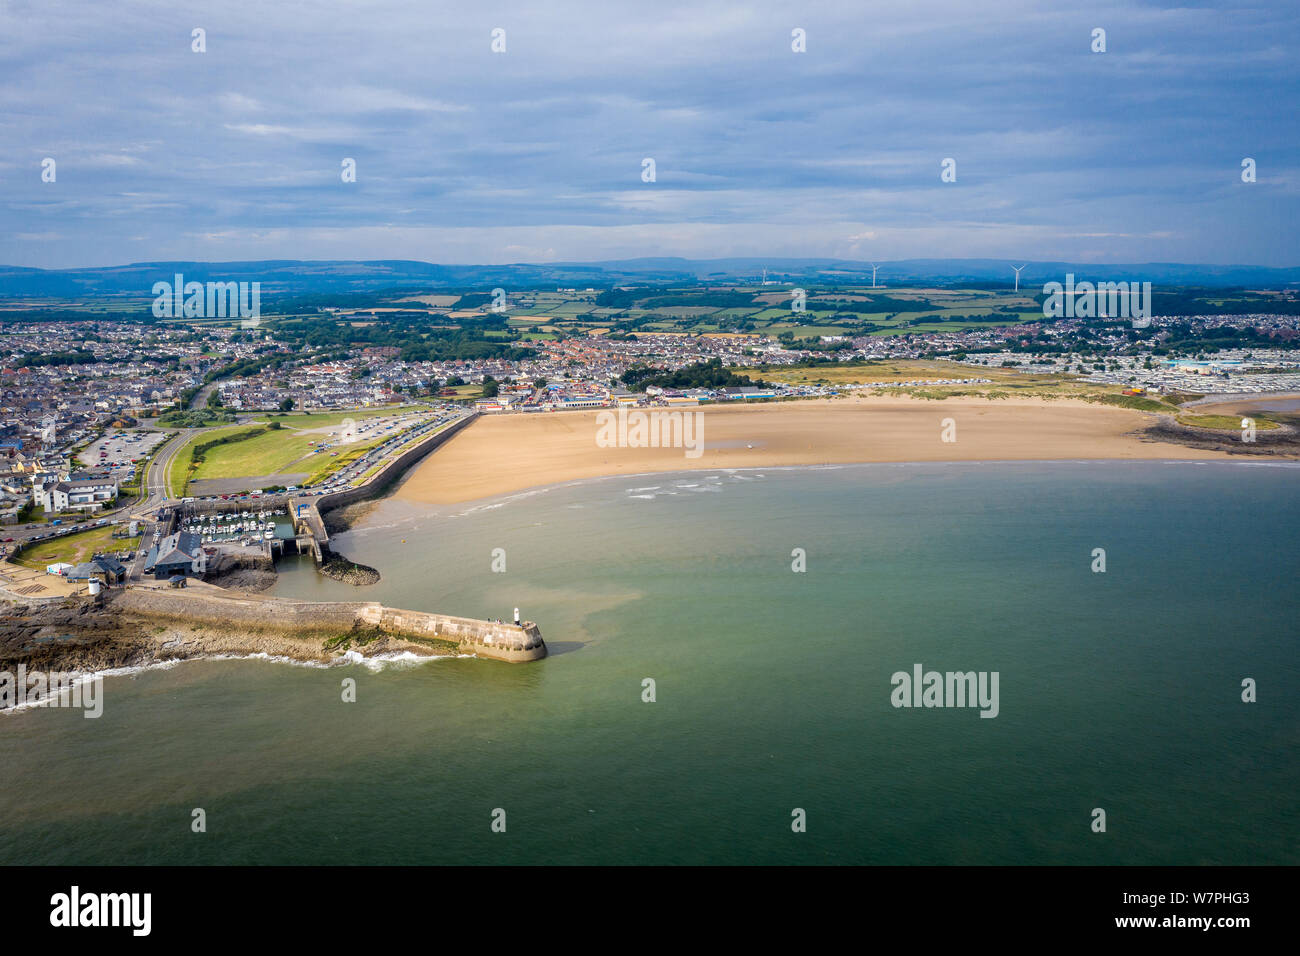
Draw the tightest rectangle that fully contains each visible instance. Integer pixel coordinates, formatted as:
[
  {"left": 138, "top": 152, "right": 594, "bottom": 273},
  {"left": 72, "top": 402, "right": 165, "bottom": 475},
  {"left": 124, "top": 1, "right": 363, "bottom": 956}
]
[{"left": 318, "top": 552, "right": 381, "bottom": 586}]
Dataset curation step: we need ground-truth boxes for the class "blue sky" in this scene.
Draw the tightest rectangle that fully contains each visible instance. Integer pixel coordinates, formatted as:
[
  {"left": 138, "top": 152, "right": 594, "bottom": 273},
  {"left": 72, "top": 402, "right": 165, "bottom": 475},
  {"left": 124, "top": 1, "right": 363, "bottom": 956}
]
[{"left": 2, "top": 0, "right": 1297, "bottom": 269}]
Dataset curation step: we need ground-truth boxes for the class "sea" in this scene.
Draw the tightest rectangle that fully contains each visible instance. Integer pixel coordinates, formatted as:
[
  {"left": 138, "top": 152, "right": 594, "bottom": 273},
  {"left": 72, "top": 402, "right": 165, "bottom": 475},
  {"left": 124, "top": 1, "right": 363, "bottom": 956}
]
[{"left": 1, "top": 460, "right": 1296, "bottom": 865}]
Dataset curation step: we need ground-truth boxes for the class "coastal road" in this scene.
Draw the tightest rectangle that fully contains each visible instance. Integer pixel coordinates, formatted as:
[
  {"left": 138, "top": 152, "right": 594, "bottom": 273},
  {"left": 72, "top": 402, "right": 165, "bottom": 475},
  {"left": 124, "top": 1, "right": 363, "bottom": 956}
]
[
  {"left": 139, "top": 427, "right": 199, "bottom": 511},
  {"left": 0, "top": 427, "right": 197, "bottom": 556},
  {"left": 122, "top": 427, "right": 204, "bottom": 580},
  {"left": 7, "top": 406, "right": 463, "bottom": 573}
]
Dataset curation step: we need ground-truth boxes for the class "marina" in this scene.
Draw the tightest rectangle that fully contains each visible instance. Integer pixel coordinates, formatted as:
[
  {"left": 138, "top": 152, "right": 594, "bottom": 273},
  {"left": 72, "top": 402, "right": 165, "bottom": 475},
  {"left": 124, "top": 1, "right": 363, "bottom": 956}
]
[{"left": 180, "top": 508, "right": 289, "bottom": 545}]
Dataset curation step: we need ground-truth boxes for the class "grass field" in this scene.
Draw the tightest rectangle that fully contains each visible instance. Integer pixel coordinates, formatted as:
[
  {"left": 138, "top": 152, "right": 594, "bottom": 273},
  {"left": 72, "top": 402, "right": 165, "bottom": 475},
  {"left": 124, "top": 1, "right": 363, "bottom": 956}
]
[
  {"left": 14, "top": 527, "right": 140, "bottom": 570},
  {"left": 482, "top": 286, "right": 1050, "bottom": 339},
  {"left": 193, "top": 426, "right": 311, "bottom": 478},
  {"left": 1177, "top": 413, "right": 1280, "bottom": 430},
  {"left": 182, "top": 427, "right": 389, "bottom": 487},
  {"left": 166, "top": 427, "right": 242, "bottom": 498},
  {"left": 751, "top": 360, "right": 1072, "bottom": 387},
  {"left": 741, "top": 359, "right": 1193, "bottom": 411},
  {"left": 169, "top": 410, "right": 431, "bottom": 493},
  {"left": 442, "top": 384, "right": 483, "bottom": 398}
]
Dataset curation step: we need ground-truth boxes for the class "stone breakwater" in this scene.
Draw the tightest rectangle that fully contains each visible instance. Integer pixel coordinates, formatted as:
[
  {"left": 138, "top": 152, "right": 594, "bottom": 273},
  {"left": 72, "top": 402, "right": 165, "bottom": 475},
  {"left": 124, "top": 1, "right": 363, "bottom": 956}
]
[
  {"left": 116, "top": 588, "right": 546, "bottom": 663},
  {"left": 318, "top": 553, "right": 381, "bottom": 586},
  {"left": 309, "top": 412, "right": 481, "bottom": 539}
]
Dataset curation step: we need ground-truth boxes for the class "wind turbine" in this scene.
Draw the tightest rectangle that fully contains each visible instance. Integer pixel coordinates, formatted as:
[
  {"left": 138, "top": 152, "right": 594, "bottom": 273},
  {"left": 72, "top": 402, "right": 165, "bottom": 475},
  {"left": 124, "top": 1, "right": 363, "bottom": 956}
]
[
  {"left": 869, "top": 263, "right": 880, "bottom": 289},
  {"left": 1012, "top": 264, "right": 1027, "bottom": 293}
]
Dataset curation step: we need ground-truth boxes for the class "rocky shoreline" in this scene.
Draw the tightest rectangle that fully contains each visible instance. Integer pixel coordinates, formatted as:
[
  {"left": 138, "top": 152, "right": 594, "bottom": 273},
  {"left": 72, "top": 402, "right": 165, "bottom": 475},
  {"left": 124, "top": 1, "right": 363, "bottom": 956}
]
[
  {"left": 206, "top": 567, "right": 280, "bottom": 592},
  {"left": 0, "top": 593, "right": 453, "bottom": 696},
  {"left": 318, "top": 552, "right": 381, "bottom": 586},
  {"left": 320, "top": 498, "right": 381, "bottom": 536},
  {"left": 1142, "top": 414, "right": 1300, "bottom": 455}
]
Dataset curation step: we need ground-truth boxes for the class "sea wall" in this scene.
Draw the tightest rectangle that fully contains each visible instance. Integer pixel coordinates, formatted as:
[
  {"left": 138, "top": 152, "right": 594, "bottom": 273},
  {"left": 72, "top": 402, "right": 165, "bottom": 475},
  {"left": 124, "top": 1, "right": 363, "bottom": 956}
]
[
  {"left": 184, "top": 496, "right": 292, "bottom": 514},
  {"left": 208, "top": 551, "right": 275, "bottom": 574},
  {"left": 358, "top": 604, "right": 545, "bottom": 662},
  {"left": 314, "top": 412, "right": 480, "bottom": 519},
  {"left": 285, "top": 412, "right": 479, "bottom": 556},
  {"left": 114, "top": 587, "right": 546, "bottom": 663}
]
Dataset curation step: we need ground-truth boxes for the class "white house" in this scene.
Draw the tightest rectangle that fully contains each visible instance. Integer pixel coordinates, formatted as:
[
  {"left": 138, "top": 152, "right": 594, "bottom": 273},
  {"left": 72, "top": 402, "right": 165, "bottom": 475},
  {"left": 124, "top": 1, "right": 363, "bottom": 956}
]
[{"left": 35, "top": 478, "right": 118, "bottom": 513}]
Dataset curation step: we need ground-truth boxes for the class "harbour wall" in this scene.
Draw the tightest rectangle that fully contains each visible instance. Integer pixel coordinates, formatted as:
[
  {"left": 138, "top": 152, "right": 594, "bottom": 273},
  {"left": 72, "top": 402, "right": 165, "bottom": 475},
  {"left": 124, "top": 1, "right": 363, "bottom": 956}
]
[
  {"left": 294, "top": 412, "right": 480, "bottom": 547},
  {"left": 115, "top": 587, "right": 545, "bottom": 663}
]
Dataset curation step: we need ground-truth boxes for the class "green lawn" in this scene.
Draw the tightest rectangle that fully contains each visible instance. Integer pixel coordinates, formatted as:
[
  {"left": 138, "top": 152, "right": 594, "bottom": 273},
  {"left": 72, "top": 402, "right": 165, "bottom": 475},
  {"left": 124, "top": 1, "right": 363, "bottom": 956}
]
[
  {"left": 190, "top": 427, "right": 388, "bottom": 483},
  {"left": 14, "top": 527, "right": 140, "bottom": 570},
  {"left": 169, "top": 411, "right": 430, "bottom": 493},
  {"left": 1178, "top": 413, "right": 1279, "bottom": 430},
  {"left": 166, "top": 427, "right": 249, "bottom": 498}
]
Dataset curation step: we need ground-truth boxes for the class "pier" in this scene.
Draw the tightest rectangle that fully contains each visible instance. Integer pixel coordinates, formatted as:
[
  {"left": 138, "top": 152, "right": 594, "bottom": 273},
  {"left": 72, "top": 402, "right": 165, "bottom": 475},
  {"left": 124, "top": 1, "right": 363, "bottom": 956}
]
[
  {"left": 116, "top": 587, "right": 546, "bottom": 663},
  {"left": 285, "top": 412, "right": 479, "bottom": 565}
]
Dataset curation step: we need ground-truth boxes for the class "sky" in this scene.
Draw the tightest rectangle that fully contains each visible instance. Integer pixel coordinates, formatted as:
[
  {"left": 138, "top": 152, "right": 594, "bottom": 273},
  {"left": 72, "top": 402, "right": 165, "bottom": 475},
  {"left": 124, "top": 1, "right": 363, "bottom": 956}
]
[{"left": 1, "top": 0, "right": 1297, "bottom": 270}]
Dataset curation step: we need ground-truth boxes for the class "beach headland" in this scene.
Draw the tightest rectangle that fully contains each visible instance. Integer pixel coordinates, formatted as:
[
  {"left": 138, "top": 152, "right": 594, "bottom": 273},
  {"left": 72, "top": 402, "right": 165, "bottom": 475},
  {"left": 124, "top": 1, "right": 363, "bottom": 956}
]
[{"left": 391, "top": 395, "right": 1297, "bottom": 506}]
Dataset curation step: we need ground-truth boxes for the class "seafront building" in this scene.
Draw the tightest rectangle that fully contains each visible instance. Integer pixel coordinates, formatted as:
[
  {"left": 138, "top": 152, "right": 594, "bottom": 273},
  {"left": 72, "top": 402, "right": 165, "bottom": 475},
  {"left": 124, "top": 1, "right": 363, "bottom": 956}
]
[{"left": 142, "top": 531, "right": 207, "bottom": 580}]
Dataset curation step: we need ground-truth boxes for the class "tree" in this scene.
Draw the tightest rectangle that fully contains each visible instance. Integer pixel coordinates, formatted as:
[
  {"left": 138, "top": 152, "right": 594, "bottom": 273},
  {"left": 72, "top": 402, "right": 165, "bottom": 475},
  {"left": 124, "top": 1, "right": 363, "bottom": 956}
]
[
  {"left": 481, "top": 377, "right": 499, "bottom": 398},
  {"left": 279, "top": 397, "right": 295, "bottom": 412}
]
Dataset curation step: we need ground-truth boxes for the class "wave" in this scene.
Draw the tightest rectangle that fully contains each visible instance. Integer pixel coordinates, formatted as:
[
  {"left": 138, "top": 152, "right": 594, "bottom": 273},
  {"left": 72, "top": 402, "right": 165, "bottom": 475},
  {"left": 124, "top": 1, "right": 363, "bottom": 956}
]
[
  {"left": 2, "top": 650, "right": 463, "bottom": 716},
  {"left": 452, "top": 484, "right": 557, "bottom": 518},
  {"left": 0, "top": 662, "right": 166, "bottom": 714}
]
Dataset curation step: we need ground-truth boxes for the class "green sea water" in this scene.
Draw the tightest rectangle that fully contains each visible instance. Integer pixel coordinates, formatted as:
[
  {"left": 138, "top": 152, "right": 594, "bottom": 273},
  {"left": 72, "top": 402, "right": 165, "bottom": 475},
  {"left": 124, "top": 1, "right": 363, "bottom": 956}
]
[{"left": 2, "top": 461, "right": 1297, "bottom": 865}]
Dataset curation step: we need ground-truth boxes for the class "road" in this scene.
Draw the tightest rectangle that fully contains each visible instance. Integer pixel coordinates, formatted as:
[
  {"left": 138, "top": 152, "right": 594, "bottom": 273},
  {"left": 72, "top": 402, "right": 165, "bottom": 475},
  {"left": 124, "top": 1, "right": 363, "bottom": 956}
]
[
  {"left": 189, "top": 381, "right": 220, "bottom": 411},
  {"left": 122, "top": 426, "right": 210, "bottom": 580},
  {"left": 6, "top": 404, "right": 467, "bottom": 577},
  {"left": 140, "top": 427, "right": 198, "bottom": 511}
]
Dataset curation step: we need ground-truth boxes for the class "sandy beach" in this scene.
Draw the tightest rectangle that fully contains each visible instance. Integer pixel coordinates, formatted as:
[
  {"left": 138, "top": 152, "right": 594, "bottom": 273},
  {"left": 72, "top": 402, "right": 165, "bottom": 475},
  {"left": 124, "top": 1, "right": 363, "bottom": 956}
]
[{"left": 394, "top": 395, "right": 1252, "bottom": 505}]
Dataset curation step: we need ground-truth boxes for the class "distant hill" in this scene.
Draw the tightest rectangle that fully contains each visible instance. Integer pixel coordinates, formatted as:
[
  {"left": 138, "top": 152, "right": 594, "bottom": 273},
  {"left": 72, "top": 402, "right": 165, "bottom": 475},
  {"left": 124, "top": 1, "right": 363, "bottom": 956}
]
[{"left": 1, "top": 257, "right": 1296, "bottom": 298}]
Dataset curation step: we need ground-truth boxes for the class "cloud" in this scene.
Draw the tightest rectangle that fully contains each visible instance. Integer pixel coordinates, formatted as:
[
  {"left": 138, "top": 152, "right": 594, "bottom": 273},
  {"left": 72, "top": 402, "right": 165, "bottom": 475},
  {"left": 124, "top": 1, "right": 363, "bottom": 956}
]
[
  {"left": 223, "top": 123, "right": 294, "bottom": 136},
  {"left": 0, "top": 0, "right": 1295, "bottom": 268}
]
